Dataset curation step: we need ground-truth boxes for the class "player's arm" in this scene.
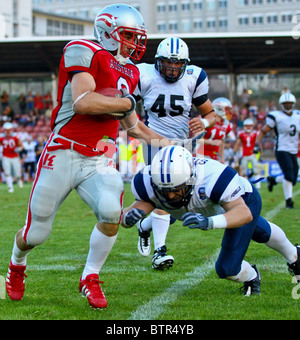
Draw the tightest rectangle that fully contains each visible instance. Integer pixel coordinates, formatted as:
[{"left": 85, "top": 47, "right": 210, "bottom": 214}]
[
  {"left": 121, "top": 200, "right": 155, "bottom": 228},
  {"left": 71, "top": 72, "right": 133, "bottom": 115},
  {"left": 182, "top": 196, "right": 253, "bottom": 230},
  {"left": 189, "top": 99, "right": 217, "bottom": 134},
  {"left": 256, "top": 124, "right": 272, "bottom": 151}
]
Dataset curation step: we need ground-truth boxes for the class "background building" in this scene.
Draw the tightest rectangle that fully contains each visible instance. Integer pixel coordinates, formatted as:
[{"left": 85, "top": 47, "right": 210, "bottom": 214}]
[{"left": 2, "top": 0, "right": 299, "bottom": 38}]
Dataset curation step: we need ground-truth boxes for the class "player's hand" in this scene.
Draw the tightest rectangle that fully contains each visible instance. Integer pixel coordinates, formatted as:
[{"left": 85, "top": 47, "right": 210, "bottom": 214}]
[
  {"left": 189, "top": 117, "right": 206, "bottom": 134},
  {"left": 123, "top": 208, "right": 146, "bottom": 227},
  {"left": 173, "top": 130, "right": 207, "bottom": 152},
  {"left": 253, "top": 143, "right": 261, "bottom": 154},
  {"left": 120, "top": 88, "right": 136, "bottom": 119},
  {"left": 182, "top": 212, "right": 213, "bottom": 231}
]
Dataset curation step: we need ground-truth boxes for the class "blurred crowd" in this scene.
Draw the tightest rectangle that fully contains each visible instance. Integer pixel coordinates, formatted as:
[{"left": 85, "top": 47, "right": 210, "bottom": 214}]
[{"left": 0, "top": 88, "right": 288, "bottom": 185}]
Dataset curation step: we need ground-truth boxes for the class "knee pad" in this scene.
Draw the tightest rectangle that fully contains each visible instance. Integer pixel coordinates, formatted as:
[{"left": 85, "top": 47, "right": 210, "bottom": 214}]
[{"left": 98, "top": 192, "right": 122, "bottom": 224}]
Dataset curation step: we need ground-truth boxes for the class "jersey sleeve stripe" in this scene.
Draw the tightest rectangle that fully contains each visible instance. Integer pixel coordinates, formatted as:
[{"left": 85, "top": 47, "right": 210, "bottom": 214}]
[{"left": 210, "top": 166, "right": 237, "bottom": 203}]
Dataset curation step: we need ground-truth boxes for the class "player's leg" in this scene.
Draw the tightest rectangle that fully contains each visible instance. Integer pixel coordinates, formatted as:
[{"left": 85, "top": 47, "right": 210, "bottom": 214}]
[
  {"left": 6, "top": 147, "right": 72, "bottom": 301},
  {"left": 252, "top": 216, "right": 299, "bottom": 282},
  {"left": 215, "top": 187, "right": 262, "bottom": 295},
  {"left": 2, "top": 157, "right": 14, "bottom": 192},
  {"left": 76, "top": 159, "right": 123, "bottom": 308}
]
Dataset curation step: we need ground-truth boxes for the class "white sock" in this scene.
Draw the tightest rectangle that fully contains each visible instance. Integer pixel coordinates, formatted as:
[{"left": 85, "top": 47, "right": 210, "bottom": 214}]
[
  {"left": 81, "top": 226, "right": 117, "bottom": 280},
  {"left": 266, "top": 222, "right": 297, "bottom": 264},
  {"left": 226, "top": 260, "right": 257, "bottom": 283},
  {"left": 6, "top": 175, "right": 13, "bottom": 189},
  {"left": 140, "top": 214, "right": 153, "bottom": 232},
  {"left": 282, "top": 179, "right": 293, "bottom": 200},
  {"left": 11, "top": 237, "right": 32, "bottom": 266},
  {"left": 152, "top": 212, "right": 170, "bottom": 250}
]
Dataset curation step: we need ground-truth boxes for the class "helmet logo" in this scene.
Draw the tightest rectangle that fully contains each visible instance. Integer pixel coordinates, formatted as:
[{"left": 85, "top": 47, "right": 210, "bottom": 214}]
[{"left": 96, "top": 13, "right": 117, "bottom": 27}]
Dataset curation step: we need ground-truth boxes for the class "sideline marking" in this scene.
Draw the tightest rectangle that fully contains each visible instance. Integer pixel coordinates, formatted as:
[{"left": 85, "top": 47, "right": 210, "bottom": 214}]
[{"left": 128, "top": 187, "right": 300, "bottom": 320}]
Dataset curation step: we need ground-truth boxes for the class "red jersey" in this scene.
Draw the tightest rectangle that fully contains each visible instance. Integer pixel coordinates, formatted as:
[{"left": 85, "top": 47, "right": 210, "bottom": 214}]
[
  {"left": 203, "top": 121, "right": 233, "bottom": 160},
  {"left": 51, "top": 39, "right": 140, "bottom": 148},
  {"left": 237, "top": 129, "right": 258, "bottom": 156},
  {"left": 0, "top": 136, "right": 20, "bottom": 158}
]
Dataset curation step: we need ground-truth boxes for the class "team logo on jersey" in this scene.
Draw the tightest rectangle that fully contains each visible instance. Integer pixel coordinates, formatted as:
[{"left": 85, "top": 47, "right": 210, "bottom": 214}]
[
  {"left": 198, "top": 187, "right": 206, "bottom": 200},
  {"left": 187, "top": 69, "right": 194, "bottom": 75},
  {"left": 42, "top": 153, "right": 56, "bottom": 170}
]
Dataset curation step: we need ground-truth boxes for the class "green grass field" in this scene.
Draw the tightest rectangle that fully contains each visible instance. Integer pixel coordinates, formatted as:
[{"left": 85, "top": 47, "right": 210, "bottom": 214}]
[{"left": 0, "top": 181, "right": 299, "bottom": 321}]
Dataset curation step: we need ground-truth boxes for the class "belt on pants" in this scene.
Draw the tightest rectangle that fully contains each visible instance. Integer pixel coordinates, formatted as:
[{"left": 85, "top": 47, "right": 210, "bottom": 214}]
[{"left": 47, "top": 137, "right": 117, "bottom": 158}]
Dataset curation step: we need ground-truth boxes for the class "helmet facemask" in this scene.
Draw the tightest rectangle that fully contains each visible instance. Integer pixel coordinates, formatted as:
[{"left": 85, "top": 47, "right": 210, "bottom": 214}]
[{"left": 155, "top": 57, "right": 188, "bottom": 83}]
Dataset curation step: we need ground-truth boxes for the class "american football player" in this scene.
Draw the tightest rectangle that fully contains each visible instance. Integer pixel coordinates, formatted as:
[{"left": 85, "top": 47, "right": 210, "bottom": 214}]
[
  {"left": 0, "top": 122, "right": 23, "bottom": 192},
  {"left": 200, "top": 97, "right": 235, "bottom": 163},
  {"left": 5, "top": 5, "right": 198, "bottom": 310},
  {"left": 233, "top": 118, "right": 261, "bottom": 189},
  {"left": 133, "top": 37, "right": 217, "bottom": 269},
  {"left": 121, "top": 145, "right": 300, "bottom": 295},
  {"left": 257, "top": 92, "right": 300, "bottom": 208}
]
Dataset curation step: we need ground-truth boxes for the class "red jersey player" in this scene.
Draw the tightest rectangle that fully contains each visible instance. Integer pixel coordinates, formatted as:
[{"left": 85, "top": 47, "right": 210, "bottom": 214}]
[
  {"left": 198, "top": 97, "right": 235, "bottom": 163},
  {"left": 0, "top": 122, "right": 23, "bottom": 192},
  {"left": 233, "top": 118, "right": 261, "bottom": 188},
  {"left": 6, "top": 4, "right": 202, "bottom": 309}
]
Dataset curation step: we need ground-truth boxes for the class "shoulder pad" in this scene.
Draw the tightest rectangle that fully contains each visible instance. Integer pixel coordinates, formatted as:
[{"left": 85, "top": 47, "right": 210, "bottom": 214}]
[{"left": 64, "top": 40, "right": 102, "bottom": 69}]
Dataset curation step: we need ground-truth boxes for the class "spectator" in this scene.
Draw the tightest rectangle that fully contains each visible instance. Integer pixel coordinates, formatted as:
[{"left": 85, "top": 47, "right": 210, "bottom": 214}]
[
  {"left": 18, "top": 93, "right": 27, "bottom": 115},
  {"left": 1, "top": 91, "right": 9, "bottom": 111}
]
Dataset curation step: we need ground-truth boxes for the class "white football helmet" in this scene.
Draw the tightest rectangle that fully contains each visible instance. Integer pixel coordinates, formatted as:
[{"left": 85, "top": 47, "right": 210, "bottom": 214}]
[
  {"left": 212, "top": 97, "right": 232, "bottom": 119},
  {"left": 94, "top": 4, "right": 147, "bottom": 64},
  {"left": 151, "top": 146, "right": 195, "bottom": 209},
  {"left": 279, "top": 93, "right": 296, "bottom": 114},
  {"left": 243, "top": 118, "right": 254, "bottom": 133},
  {"left": 155, "top": 37, "right": 190, "bottom": 83},
  {"left": 3, "top": 122, "right": 13, "bottom": 130}
]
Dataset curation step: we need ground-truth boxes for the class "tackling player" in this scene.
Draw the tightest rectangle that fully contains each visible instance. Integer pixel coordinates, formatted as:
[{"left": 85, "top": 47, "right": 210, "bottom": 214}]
[
  {"left": 5, "top": 4, "right": 198, "bottom": 310},
  {"left": 133, "top": 37, "right": 216, "bottom": 269},
  {"left": 121, "top": 145, "right": 300, "bottom": 295},
  {"left": 0, "top": 122, "right": 24, "bottom": 193},
  {"left": 257, "top": 92, "right": 300, "bottom": 209}
]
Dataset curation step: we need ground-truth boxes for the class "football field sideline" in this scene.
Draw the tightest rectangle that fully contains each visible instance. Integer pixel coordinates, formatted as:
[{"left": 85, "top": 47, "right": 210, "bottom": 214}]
[{"left": 127, "top": 188, "right": 300, "bottom": 320}]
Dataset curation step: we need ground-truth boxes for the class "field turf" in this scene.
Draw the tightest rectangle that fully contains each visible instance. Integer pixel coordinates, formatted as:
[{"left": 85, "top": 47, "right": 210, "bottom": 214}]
[{"left": 0, "top": 181, "right": 299, "bottom": 321}]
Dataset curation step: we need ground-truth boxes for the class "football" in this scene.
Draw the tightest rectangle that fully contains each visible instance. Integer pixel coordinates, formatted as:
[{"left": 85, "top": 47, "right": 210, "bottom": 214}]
[{"left": 95, "top": 88, "right": 125, "bottom": 118}]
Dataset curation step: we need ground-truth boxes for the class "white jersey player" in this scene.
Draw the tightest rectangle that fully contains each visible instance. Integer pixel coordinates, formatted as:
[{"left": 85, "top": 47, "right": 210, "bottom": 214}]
[
  {"left": 121, "top": 146, "right": 300, "bottom": 295},
  {"left": 258, "top": 92, "right": 300, "bottom": 209},
  {"left": 133, "top": 37, "right": 217, "bottom": 269}
]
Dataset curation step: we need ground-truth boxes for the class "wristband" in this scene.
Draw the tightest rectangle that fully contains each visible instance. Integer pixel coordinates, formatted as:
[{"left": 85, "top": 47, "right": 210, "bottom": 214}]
[
  {"left": 209, "top": 214, "right": 227, "bottom": 229},
  {"left": 201, "top": 118, "right": 209, "bottom": 128}
]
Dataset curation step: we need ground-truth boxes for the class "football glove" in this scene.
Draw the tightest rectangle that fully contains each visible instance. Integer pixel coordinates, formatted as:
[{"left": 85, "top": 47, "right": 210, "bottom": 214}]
[
  {"left": 120, "top": 88, "right": 136, "bottom": 119},
  {"left": 182, "top": 212, "right": 213, "bottom": 231},
  {"left": 124, "top": 208, "right": 146, "bottom": 227}
]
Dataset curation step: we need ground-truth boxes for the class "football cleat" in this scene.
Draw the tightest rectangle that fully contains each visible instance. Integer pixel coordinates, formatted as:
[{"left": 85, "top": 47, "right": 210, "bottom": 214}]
[
  {"left": 287, "top": 244, "right": 300, "bottom": 283},
  {"left": 152, "top": 245, "right": 174, "bottom": 270},
  {"left": 137, "top": 220, "right": 151, "bottom": 256},
  {"left": 267, "top": 176, "right": 276, "bottom": 192},
  {"left": 286, "top": 198, "right": 294, "bottom": 209},
  {"left": 242, "top": 265, "right": 261, "bottom": 296},
  {"left": 6, "top": 261, "right": 27, "bottom": 301},
  {"left": 79, "top": 274, "right": 107, "bottom": 309}
]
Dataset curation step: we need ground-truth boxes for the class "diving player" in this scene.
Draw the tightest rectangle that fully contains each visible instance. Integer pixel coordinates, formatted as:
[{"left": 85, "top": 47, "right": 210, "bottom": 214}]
[{"left": 121, "top": 145, "right": 300, "bottom": 295}]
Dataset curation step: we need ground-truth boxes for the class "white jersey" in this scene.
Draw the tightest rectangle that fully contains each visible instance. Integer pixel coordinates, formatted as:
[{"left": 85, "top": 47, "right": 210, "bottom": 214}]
[
  {"left": 23, "top": 140, "right": 37, "bottom": 163},
  {"left": 266, "top": 110, "right": 300, "bottom": 154},
  {"left": 131, "top": 158, "right": 253, "bottom": 220},
  {"left": 134, "top": 63, "right": 209, "bottom": 139}
]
